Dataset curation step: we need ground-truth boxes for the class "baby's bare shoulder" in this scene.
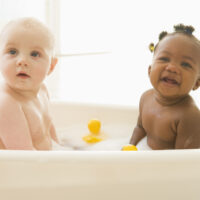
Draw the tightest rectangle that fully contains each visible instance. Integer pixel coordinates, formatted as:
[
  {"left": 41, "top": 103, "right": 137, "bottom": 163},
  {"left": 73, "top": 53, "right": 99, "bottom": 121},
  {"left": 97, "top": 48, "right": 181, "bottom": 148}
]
[
  {"left": 176, "top": 101, "right": 200, "bottom": 148},
  {"left": 141, "top": 89, "right": 154, "bottom": 97},
  {"left": 0, "top": 92, "right": 21, "bottom": 113},
  {"left": 139, "top": 89, "right": 154, "bottom": 107},
  {"left": 178, "top": 99, "right": 200, "bottom": 127},
  {"left": 182, "top": 106, "right": 200, "bottom": 121},
  {"left": 140, "top": 89, "right": 154, "bottom": 100},
  {"left": 179, "top": 96, "right": 200, "bottom": 116}
]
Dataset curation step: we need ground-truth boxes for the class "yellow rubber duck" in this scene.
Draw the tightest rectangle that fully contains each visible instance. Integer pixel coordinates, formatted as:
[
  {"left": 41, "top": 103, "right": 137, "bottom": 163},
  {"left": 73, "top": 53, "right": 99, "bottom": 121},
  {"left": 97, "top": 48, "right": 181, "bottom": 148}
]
[
  {"left": 122, "top": 144, "right": 138, "bottom": 151},
  {"left": 82, "top": 119, "right": 105, "bottom": 143}
]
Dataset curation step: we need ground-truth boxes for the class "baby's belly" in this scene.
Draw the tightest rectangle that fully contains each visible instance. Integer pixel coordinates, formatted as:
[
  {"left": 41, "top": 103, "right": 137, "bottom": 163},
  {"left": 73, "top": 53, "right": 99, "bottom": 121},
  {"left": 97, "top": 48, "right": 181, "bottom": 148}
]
[{"left": 147, "top": 136, "right": 175, "bottom": 150}]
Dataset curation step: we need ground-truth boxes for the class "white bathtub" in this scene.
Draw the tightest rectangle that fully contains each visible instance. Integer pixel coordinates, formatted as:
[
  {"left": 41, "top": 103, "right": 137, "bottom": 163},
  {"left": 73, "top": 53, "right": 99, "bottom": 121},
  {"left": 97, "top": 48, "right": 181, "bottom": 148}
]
[{"left": 0, "top": 101, "right": 200, "bottom": 200}]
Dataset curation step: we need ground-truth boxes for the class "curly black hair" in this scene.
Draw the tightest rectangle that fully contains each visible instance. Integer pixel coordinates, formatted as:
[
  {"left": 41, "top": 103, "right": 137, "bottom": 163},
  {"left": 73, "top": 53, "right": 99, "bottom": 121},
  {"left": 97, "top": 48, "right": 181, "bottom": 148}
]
[{"left": 149, "top": 24, "right": 198, "bottom": 53}]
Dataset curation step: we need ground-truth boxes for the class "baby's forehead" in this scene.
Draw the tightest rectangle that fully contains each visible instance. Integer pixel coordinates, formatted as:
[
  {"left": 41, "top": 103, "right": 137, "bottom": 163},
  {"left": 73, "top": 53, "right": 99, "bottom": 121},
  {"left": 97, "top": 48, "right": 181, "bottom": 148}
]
[
  {"left": 5, "top": 19, "right": 45, "bottom": 34},
  {"left": 156, "top": 34, "right": 200, "bottom": 54},
  {"left": 160, "top": 34, "right": 199, "bottom": 47},
  {"left": 1, "top": 19, "right": 54, "bottom": 49}
]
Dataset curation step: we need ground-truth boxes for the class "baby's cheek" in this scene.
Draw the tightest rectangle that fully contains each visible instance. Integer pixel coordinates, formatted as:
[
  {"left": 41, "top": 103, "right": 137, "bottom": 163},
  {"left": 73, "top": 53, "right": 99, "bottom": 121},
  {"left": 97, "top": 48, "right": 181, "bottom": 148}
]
[
  {"left": 1, "top": 67, "right": 13, "bottom": 78},
  {"left": 37, "top": 66, "right": 49, "bottom": 76}
]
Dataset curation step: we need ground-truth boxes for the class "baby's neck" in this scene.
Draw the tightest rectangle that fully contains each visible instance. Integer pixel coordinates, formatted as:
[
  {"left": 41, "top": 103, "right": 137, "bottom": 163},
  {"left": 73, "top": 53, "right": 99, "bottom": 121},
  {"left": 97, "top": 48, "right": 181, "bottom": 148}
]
[
  {"left": 4, "top": 83, "right": 40, "bottom": 100},
  {"left": 154, "top": 92, "right": 189, "bottom": 106}
]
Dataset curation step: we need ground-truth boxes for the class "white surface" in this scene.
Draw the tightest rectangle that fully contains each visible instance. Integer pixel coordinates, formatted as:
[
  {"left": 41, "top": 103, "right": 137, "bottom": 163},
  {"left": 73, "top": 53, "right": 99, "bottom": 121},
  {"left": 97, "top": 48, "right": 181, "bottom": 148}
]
[{"left": 0, "top": 101, "right": 200, "bottom": 200}]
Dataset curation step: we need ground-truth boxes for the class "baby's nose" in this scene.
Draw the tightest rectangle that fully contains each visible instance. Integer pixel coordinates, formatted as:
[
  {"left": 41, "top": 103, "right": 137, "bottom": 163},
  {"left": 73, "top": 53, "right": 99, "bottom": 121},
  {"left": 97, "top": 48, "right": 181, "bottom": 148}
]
[
  {"left": 17, "top": 57, "right": 28, "bottom": 67},
  {"left": 165, "top": 63, "right": 180, "bottom": 74}
]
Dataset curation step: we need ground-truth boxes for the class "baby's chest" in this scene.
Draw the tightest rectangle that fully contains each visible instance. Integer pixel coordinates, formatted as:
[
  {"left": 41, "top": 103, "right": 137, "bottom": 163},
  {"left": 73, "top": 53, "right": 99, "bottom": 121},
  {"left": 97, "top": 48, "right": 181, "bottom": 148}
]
[{"left": 142, "top": 108, "right": 177, "bottom": 139}]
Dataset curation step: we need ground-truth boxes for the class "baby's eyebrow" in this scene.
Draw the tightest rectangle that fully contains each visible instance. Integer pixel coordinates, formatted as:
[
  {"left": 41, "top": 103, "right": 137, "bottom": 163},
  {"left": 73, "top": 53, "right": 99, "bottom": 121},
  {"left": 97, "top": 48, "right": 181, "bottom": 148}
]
[
  {"left": 182, "top": 56, "right": 196, "bottom": 64},
  {"left": 158, "top": 50, "right": 171, "bottom": 55},
  {"left": 31, "top": 46, "right": 46, "bottom": 52},
  {"left": 4, "top": 43, "right": 16, "bottom": 47}
]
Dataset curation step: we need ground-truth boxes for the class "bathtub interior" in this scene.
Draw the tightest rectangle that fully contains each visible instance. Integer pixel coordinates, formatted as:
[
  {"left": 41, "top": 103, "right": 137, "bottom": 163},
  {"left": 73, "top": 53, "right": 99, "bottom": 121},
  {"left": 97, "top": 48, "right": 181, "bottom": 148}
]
[{"left": 50, "top": 101, "right": 139, "bottom": 150}]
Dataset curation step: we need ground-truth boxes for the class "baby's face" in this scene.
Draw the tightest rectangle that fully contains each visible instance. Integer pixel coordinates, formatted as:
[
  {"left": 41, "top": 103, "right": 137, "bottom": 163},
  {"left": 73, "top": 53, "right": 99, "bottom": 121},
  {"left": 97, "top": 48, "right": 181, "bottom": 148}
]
[
  {"left": 149, "top": 34, "right": 200, "bottom": 99},
  {"left": 0, "top": 23, "right": 54, "bottom": 91}
]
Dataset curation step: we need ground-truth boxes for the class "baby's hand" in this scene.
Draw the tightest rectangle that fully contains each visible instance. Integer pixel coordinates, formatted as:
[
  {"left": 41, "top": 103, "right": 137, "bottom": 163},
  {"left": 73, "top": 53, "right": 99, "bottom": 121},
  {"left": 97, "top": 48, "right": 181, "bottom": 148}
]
[{"left": 122, "top": 144, "right": 138, "bottom": 151}]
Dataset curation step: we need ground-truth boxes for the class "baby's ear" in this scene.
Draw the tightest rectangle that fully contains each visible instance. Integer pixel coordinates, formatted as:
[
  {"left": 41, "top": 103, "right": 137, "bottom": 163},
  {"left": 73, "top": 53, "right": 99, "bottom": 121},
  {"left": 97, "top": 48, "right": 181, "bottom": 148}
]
[
  {"left": 193, "top": 76, "right": 200, "bottom": 90},
  {"left": 48, "top": 57, "right": 58, "bottom": 75},
  {"left": 148, "top": 65, "right": 152, "bottom": 76}
]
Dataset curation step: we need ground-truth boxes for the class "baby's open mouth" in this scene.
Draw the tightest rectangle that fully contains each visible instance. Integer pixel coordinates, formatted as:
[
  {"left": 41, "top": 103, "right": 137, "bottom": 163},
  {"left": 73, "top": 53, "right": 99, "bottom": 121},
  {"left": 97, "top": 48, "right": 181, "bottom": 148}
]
[
  {"left": 161, "top": 77, "right": 179, "bottom": 85},
  {"left": 17, "top": 73, "right": 30, "bottom": 78}
]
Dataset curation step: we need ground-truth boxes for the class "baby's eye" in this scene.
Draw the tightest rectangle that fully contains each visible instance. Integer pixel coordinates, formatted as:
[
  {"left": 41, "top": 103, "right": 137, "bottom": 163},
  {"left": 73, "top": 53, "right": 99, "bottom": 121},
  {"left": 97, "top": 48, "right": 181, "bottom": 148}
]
[
  {"left": 181, "top": 62, "right": 192, "bottom": 69},
  {"left": 31, "top": 51, "right": 40, "bottom": 57},
  {"left": 158, "top": 57, "right": 169, "bottom": 62},
  {"left": 8, "top": 49, "right": 17, "bottom": 55}
]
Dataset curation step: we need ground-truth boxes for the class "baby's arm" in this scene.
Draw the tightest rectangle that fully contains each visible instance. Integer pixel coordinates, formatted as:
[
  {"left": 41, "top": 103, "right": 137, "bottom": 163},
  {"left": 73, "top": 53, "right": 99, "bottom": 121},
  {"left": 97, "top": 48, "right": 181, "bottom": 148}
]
[
  {"left": 0, "top": 96, "right": 35, "bottom": 150},
  {"left": 42, "top": 84, "right": 60, "bottom": 144},
  {"left": 129, "top": 91, "right": 147, "bottom": 146},
  {"left": 175, "top": 109, "right": 200, "bottom": 149},
  {"left": 49, "top": 122, "right": 59, "bottom": 143},
  {"left": 130, "top": 115, "right": 146, "bottom": 145}
]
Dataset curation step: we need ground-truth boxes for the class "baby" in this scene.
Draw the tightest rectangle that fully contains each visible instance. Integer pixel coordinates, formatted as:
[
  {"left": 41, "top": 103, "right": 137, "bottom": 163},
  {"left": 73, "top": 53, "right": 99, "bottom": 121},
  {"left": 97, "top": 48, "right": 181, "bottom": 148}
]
[
  {"left": 130, "top": 24, "right": 200, "bottom": 150},
  {"left": 0, "top": 17, "right": 61, "bottom": 150}
]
